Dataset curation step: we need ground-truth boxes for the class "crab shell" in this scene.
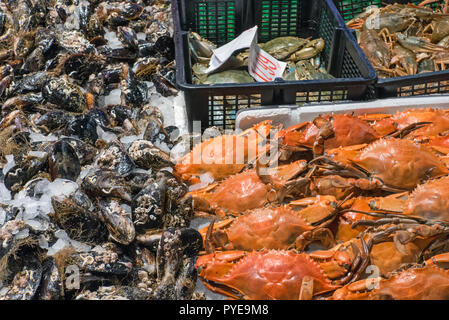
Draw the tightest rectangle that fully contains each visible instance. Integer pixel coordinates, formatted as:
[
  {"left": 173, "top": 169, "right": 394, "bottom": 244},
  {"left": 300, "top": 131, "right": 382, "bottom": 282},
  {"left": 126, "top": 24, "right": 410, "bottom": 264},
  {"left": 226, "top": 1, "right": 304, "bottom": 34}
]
[
  {"left": 332, "top": 253, "right": 449, "bottom": 300},
  {"left": 278, "top": 114, "right": 379, "bottom": 151},
  {"left": 187, "top": 160, "right": 307, "bottom": 216},
  {"left": 174, "top": 121, "right": 273, "bottom": 185},
  {"left": 329, "top": 138, "right": 449, "bottom": 190},
  {"left": 196, "top": 250, "right": 339, "bottom": 300},
  {"left": 424, "top": 134, "right": 449, "bottom": 156},
  {"left": 199, "top": 196, "right": 336, "bottom": 250},
  {"left": 368, "top": 108, "right": 449, "bottom": 138},
  {"left": 404, "top": 175, "right": 449, "bottom": 223}
]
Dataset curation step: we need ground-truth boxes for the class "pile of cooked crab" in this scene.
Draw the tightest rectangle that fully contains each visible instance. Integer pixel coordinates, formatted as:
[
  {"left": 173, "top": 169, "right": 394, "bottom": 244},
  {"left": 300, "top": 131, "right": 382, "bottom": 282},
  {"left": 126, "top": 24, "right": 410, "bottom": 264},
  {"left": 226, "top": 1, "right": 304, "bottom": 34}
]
[{"left": 181, "top": 108, "right": 449, "bottom": 300}]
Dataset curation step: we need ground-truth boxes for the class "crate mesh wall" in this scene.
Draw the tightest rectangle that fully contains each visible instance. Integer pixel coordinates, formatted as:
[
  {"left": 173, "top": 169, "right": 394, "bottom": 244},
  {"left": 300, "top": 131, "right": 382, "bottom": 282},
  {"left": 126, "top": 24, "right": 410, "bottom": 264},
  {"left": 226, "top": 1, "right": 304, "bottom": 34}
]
[
  {"left": 397, "top": 81, "right": 449, "bottom": 97},
  {"left": 208, "top": 94, "right": 262, "bottom": 129},
  {"left": 259, "top": 0, "right": 301, "bottom": 42},
  {"left": 193, "top": 0, "right": 236, "bottom": 46},
  {"left": 318, "top": 4, "right": 335, "bottom": 68},
  {"left": 341, "top": 47, "right": 362, "bottom": 78}
]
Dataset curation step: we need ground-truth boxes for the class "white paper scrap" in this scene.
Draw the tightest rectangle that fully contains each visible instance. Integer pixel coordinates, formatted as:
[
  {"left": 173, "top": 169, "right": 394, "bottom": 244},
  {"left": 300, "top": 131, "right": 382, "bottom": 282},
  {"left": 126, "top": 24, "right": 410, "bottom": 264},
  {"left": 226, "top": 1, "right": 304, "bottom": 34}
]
[
  {"left": 206, "top": 26, "right": 258, "bottom": 74},
  {"left": 205, "top": 26, "right": 287, "bottom": 82},
  {"left": 248, "top": 36, "right": 287, "bottom": 82}
]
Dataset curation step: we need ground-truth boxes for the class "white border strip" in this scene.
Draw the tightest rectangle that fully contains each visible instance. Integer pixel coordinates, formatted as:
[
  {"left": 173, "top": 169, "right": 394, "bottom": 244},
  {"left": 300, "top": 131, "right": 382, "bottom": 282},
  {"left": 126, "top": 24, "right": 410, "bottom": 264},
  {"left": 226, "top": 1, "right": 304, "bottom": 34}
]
[{"left": 235, "top": 96, "right": 449, "bottom": 131}]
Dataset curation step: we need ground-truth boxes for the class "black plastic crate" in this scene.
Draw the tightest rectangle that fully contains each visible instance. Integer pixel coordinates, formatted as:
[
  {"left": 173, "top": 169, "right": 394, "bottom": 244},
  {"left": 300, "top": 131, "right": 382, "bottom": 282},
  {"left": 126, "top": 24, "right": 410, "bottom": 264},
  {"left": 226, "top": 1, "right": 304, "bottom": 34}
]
[
  {"left": 333, "top": 0, "right": 449, "bottom": 98},
  {"left": 172, "top": 0, "right": 377, "bottom": 131}
]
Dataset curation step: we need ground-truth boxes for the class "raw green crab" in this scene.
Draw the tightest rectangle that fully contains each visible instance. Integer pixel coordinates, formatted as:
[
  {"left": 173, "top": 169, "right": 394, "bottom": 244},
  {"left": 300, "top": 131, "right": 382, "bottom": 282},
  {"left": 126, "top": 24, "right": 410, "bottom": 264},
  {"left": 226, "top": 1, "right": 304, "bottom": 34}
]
[
  {"left": 283, "top": 58, "right": 334, "bottom": 81},
  {"left": 189, "top": 32, "right": 217, "bottom": 64},
  {"left": 260, "top": 36, "right": 325, "bottom": 62},
  {"left": 196, "top": 69, "right": 255, "bottom": 85}
]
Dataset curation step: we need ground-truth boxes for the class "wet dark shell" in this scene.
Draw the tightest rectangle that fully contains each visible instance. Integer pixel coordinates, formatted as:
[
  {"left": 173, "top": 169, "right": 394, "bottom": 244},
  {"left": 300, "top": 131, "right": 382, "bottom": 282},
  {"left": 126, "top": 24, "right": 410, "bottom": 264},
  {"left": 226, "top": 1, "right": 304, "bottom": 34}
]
[
  {"left": 98, "top": 198, "right": 135, "bottom": 245},
  {"left": 13, "top": 33, "right": 35, "bottom": 60},
  {"left": 78, "top": 4, "right": 91, "bottom": 34},
  {"left": 35, "top": 110, "right": 72, "bottom": 132},
  {"left": 36, "top": 257, "right": 62, "bottom": 300},
  {"left": 81, "top": 169, "right": 132, "bottom": 202},
  {"left": 128, "top": 140, "right": 173, "bottom": 171},
  {"left": 154, "top": 35, "right": 174, "bottom": 61},
  {"left": 51, "top": 189, "right": 109, "bottom": 243},
  {"left": 7, "top": 71, "right": 51, "bottom": 97},
  {"left": 68, "top": 244, "right": 133, "bottom": 276},
  {"left": 87, "top": 13, "right": 104, "bottom": 39},
  {"left": 154, "top": 228, "right": 202, "bottom": 300},
  {"left": 87, "top": 108, "right": 110, "bottom": 127},
  {"left": 117, "top": 26, "right": 138, "bottom": 50},
  {"left": 107, "top": 104, "right": 135, "bottom": 126},
  {"left": 99, "top": 45, "right": 138, "bottom": 61},
  {"left": 20, "top": 47, "right": 45, "bottom": 75},
  {"left": 0, "top": 264, "right": 43, "bottom": 300},
  {"left": 49, "top": 140, "right": 81, "bottom": 182},
  {"left": 106, "top": 13, "right": 129, "bottom": 28},
  {"left": 42, "top": 76, "right": 87, "bottom": 113},
  {"left": 125, "top": 169, "right": 152, "bottom": 195},
  {"left": 1, "top": 92, "right": 44, "bottom": 115},
  {"left": 133, "top": 246, "right": 157, "bottom": 276},
  {"left": 0, "top": 241, "right": 43, "bottom": 300},
  {"left": 143, "top": 116, "right": 173, "bottom": 149},
  {"left": 4, "top": 154, "right": 48, "bottom": 193},
  {"left": 97, "top": 140, "right": 135, "bottom": 176},
  {"left": 60, "top": 137, "right": 98, "bottom": 165},
  {"left": 137, "top": 41, "right": 157, "bottom": 58},
  {"left": 136, "top": 231, "right": 162, "bottom": 251},
  {"left": 61, "top": 53, "right": 104, "bottom": 84},
  {"left": 35, "top": 28, "right": 57, "bottom": 56},
  {"left": 65, "top": 114, "right": 98, "bottom": 145},
  {"left": 132, "top": 178, "right": 166, "bottom": 231},
  {"left": 116, "top": 2, "right": 144, "bottom": 20},
  {"left": 133, "top": 56, "right": 159, "bottom": 81},
  {"left": 120, "top": 64, "right": 148, "bottom": 107},
  {"left": 159, "top": 170, "right": 193, "bottom": 228},
  {"left": 0, "top": 220, "right": 29, "bottom": 260},
  {"left": 151, "top": 73, "right": 177, "bottom": 97}
]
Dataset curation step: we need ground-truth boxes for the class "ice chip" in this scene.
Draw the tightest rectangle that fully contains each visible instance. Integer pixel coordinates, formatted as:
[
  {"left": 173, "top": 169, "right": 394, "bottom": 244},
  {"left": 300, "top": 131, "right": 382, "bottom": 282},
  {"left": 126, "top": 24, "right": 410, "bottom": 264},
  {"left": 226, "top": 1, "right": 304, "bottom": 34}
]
[
  {"left": 3, "top": 155, "right": 15, "bottom": 175},
  {"left": 104, "top": 88, "right": 122, "bottom": 106},
  {"left": 48, "top": 239, "right": 70, "bottom": 256}
]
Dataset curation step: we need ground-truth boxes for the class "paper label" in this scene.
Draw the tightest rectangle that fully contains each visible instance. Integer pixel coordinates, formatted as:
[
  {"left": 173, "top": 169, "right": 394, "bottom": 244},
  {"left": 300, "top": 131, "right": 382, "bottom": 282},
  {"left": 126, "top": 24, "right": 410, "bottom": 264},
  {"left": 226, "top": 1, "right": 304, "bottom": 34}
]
[
  {"left": 205, "top": 26, "right": 286, "bottom": 82},
  {"left": 248, "top": 36, "right": 287, "bottom": 82}
]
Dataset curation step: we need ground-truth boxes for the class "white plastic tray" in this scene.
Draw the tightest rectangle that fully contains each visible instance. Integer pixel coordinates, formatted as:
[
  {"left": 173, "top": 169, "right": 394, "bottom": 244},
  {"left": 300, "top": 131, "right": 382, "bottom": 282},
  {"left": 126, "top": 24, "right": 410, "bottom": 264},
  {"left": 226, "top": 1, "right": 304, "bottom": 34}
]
[{"left": 235, "top": 96, "right": 449, "bottom": 131}]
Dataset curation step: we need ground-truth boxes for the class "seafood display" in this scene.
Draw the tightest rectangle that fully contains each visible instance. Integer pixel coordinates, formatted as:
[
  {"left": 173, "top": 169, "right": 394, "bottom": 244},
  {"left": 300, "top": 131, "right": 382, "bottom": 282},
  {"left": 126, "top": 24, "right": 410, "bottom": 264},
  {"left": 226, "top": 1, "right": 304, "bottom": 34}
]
[
  {"left": 348, "top": 1, "right": 449, "bottom": 78},
  {"left": 189, "top": 32, "right": 332, "bottom": 84},
  {"left": 191, "top": 107, "right": 449, "bottom": 300}
]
